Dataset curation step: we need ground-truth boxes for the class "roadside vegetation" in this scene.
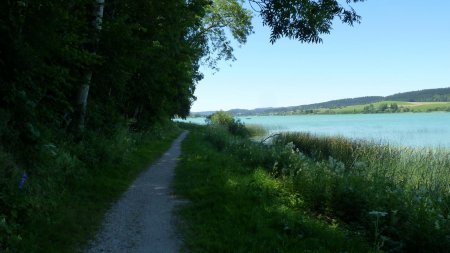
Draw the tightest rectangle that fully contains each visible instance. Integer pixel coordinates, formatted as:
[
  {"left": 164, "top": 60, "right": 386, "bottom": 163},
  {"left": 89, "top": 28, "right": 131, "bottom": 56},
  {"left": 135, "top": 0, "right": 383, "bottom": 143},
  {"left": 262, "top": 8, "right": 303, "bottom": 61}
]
[
  {"left": 175, "top": 123, "right": 376, "bottom": 253},
  {"left": 176, "top": 111, "right": 449, "bottom": 253},
  {"left": 1, "top": 123, "right": 180, "bottom": 253}
]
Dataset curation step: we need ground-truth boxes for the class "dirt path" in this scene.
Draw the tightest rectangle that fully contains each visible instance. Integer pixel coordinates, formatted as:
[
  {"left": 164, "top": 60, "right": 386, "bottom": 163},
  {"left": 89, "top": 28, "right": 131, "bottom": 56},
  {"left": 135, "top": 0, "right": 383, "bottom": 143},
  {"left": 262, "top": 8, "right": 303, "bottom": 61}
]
[{"left": 86, "top": 131, "right": 189, "bottom": 253}]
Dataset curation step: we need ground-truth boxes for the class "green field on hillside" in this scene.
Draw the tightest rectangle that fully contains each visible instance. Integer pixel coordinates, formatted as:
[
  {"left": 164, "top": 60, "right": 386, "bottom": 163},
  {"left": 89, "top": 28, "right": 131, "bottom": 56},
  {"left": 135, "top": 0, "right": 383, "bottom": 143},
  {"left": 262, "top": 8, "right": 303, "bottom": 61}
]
[{"left": 315, "top": 101, "right": 450, "bottom": 114}]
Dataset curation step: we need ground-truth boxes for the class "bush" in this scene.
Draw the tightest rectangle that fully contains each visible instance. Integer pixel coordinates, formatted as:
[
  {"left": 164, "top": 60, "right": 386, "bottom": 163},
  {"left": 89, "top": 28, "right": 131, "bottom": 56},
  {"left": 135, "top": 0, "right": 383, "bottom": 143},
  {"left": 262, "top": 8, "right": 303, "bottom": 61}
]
[
  {"left": 207, "top": 110, "right": 235, "bottom": 125},
  {"left": 206, "top": 111, "right": 250, "bottom": 137}
]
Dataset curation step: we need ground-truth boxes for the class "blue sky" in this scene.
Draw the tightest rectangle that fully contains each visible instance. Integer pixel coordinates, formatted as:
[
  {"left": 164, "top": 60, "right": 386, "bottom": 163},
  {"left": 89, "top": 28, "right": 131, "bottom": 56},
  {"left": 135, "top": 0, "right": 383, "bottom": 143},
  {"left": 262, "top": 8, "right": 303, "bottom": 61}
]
[{"left": 191, "top": 0, "right": 450, "bottom": 112}]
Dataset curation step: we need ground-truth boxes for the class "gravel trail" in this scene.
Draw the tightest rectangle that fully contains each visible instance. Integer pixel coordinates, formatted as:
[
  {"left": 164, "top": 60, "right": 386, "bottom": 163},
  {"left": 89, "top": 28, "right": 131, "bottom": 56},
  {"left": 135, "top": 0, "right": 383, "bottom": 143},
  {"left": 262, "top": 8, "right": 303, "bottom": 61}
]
[{"left": 86, "top": 131, "right": 189, "bottom": 253}]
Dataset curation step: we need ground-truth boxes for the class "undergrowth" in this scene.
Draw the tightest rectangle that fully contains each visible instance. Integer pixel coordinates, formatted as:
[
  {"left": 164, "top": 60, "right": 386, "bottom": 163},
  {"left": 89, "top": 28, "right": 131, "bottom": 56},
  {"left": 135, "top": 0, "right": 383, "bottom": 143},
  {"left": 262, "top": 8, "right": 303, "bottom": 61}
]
[{"left": 0, "top": 122, "right": 181, "bottom": 253}]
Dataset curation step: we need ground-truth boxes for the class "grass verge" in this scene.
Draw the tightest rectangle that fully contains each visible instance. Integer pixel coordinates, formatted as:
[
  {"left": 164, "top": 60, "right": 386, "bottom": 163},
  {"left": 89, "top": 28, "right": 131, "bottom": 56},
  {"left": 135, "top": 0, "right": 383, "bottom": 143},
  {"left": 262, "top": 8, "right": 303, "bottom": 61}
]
[{"left": 174, "top": 125, "right": 376, "bottom": 253}]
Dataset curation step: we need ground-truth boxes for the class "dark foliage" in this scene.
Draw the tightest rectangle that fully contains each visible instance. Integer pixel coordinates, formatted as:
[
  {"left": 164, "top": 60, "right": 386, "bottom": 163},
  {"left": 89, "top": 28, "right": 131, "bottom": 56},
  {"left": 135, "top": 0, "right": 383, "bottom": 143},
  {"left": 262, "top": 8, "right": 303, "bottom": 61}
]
[
  {"left": 0, "top": 1, "right": 210, "bottom": 251},
  {"left": 386, "top": 87, "right": 450, "bottom": 102},
  {"left": 251, "top": 0, "right": 365, "bottom": 43}
]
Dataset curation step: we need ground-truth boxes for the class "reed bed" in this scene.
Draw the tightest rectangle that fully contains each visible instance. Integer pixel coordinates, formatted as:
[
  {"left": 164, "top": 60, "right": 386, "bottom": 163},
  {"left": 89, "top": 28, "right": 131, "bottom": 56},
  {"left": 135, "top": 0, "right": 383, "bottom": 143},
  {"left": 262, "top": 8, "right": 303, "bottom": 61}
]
[{"left": 273, "top": 133, "right": 450, "bottom": 252}]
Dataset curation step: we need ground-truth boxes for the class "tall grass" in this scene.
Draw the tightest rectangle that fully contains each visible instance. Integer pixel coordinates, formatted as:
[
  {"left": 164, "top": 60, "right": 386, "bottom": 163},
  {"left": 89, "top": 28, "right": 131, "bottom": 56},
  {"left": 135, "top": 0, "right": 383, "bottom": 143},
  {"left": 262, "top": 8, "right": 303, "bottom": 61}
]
[
  {"left": 204, "top": 126, "right": 450, "bottom": 252},
  {"left": 246, "top": 124, "right": 268, "bottom": 138},
  {"left": 273, "top": 133, "right": 450, "bottom": 252},
  {"left": 274, "top": 132, "right": 450, "bottom": 193}
]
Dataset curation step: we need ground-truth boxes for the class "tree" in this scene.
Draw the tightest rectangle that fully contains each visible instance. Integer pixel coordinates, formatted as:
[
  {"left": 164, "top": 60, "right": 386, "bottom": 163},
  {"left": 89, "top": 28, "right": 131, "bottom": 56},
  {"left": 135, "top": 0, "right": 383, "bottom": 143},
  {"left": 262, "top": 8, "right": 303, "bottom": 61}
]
[
  {"left": 188, "top": 0, "right": 253, "bottom": 69},
  {"left": 363, "top": 104, "right": 375, "bottom": 113},
  {"left": 77, "top": 0, "right": 105, "bottom": 131},
  {"left": 207, "top": 110, "right": 235, "bottom": 125},
  {"left": 249, "top": 0, "right": 364, "bottom": 43},
  {"left": 206, "top": 110, "right": 249, "bottom": 137},
  {"left": 390, "top": 103, "right": 398, "bottom": 112},
  {"left": 378, "top": 103, "right": 388, "bottom": 112}
]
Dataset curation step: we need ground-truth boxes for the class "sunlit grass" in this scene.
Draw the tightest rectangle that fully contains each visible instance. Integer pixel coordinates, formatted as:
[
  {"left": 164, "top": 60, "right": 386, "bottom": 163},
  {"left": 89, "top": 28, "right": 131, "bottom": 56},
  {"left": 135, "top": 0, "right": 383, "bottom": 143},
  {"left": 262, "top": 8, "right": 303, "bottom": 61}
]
[{"left": 175, "top": 127, "right": 376, "bottom": 253}]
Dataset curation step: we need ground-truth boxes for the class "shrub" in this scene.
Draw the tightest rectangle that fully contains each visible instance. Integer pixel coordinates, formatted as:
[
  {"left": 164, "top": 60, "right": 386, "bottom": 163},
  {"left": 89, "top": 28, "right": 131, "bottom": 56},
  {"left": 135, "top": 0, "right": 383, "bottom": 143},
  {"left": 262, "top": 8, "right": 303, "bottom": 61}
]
[
  {"left": 206, "top": 110, "right": 234, "bottom": 125},
  {"left": 206, "top": 111, "right": 250, "bottom": 137}
]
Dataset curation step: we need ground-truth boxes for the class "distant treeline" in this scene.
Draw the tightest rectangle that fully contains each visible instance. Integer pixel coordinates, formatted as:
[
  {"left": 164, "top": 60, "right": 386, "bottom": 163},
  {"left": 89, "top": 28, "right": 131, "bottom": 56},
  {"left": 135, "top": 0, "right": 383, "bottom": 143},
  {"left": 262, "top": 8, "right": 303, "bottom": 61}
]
[
  {"left": 271, "top": 96, "right": 384, "bottom": 112},
  {"left": 386, "top": 87, "right": 450, "bottom": 102},
  {"left": 193, "top": 87, "right": 450, "bottom": 116}
]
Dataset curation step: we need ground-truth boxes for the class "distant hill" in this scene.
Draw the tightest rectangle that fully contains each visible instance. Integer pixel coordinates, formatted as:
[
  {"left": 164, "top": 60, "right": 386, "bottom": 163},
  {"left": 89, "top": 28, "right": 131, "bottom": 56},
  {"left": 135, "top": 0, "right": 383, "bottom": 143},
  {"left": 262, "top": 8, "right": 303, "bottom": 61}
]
[
  {"left": 273, "top": 96, "right": 384, "bottom": 111},
  {"left": 386, "top": 87, "right": 450, "bottom": 102},
  {"left": 191, "top": 87, "right": 450, "bottom": 116}
]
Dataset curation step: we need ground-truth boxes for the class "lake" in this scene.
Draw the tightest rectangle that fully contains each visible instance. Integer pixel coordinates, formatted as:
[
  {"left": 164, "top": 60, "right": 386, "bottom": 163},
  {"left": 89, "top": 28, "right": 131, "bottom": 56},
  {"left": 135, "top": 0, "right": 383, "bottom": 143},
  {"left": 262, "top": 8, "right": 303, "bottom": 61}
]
[{"left": 180, "top": 112, "right": 450, "bottom": 148}]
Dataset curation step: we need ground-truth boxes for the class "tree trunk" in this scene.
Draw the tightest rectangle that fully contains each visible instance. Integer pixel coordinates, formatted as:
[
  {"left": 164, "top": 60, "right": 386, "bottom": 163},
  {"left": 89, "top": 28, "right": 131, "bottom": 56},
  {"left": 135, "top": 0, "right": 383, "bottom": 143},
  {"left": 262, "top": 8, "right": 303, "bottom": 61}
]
[
  {"left": 77, "top": 72, "right": 91, "bottom": 130},
  {"left": 77, "top": 0, "right": 105, "bottom": 131}
]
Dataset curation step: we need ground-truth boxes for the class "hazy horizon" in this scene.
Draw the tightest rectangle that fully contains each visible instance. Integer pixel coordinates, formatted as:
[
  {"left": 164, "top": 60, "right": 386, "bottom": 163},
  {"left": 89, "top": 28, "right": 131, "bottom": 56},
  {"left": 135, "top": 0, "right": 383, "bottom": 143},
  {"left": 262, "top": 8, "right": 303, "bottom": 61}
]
[{"left": 191, "top": 86, "right": 449, "bottom": 112}]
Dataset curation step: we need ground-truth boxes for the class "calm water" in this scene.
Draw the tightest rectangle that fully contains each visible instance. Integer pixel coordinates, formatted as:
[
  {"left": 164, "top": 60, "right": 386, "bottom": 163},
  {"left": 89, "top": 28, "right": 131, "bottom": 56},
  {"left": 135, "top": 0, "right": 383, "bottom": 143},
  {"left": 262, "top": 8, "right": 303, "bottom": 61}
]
[{"left": 181, "top": 112, "right": 450, "bottom": 148}]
